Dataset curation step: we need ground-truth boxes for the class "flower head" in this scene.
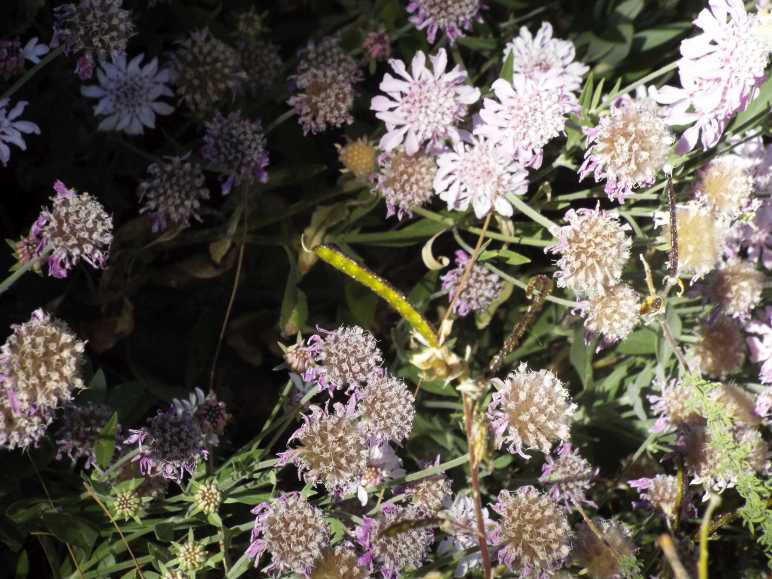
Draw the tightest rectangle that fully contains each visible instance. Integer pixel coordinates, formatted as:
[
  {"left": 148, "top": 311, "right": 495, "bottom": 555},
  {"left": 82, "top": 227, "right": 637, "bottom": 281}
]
[
  {"left": 581, "top": 283, "right": 641, "bottom": 342},
  {"left": 172, "top": 387, "right": 230, "bottom": 446},
  {"left": 694, "top": 155, "right": 754, "bottom": 218},
  {"left": 488, "top": 363, "right": 576, "bottom": 458},
  {"left": 491, "top": 486, "right": 572, "bottom": 577},
  {"left": 663, "top": 201, "right": 729, "bottom": 280},
  {"left": 755, "top": 386, "right": 772, "bottom": 422},
  {"left": 708, "top": 261, "right": 764, "bottom": 319},
  {"left": 649, "top": 379, "right": 703, "bottom": 433},
  {"left": 573, "top": 518, "right": 636, "bottom": 579},
  {"left": 371, "top": 49, "right": 479, "bottom": 155},
  {"left": 176, "top": 539, "right": 207, "bottom": 573},
  {"left": 53, "top": 0, "right": 135, "bottom": 79},
  {"left": 81, "top": 53, "right": 174, "bottom": 135},
  {"left": 309, "top": 326, "right": 383, "bottom": 394},
  {"left": 0, "top": 308, "right": 86, "bottom": 413},
  {"left": 435, "top": 135, "right": 529, "bottom": 218},
  {"left": 359, "top": 442, "right": 405, "bottom": 504},
  {"left": 124, "top": 406, "right": 208, "bottom": 483},
  {"left": 731, "top": 134, "right": 772, "bottom": 194},
  {"left": 726, "top": 199, "right": 772, "bottom": 269},
  {"left": 338, "top": 138, "right": 378, "bottom": 179},
  {"left": 407, "top": 0, "right": 482, "bottom": 44},
  {"left": 374, "top": 149, "right": 437, "bottom": 219},
  {"left": 202, "top": 111, "right": 269, "bottom": 194},
  {"left": 0, "top": 400, "right": 52, "bottom": 451},
  {"left": 310, "top": 546, "right": 369, "bottom": 579},
  {"left": 547, "top": 206, "right": 631, "bottom": 297},
  {"left": 539, "top": 442, "right": 597, "bottom": 506},
  {"left": 692, "top": 315, "right": 746, "bottom": 379},
  {"left": 56, "top": 402, "right": 119, "bottom": 469},
  {"left": 0, "top": 98, "right": 40, "bottom": 166},
  {"left": 437, "top": 495, "right": 495, "bottom": 577},
  {"left": 405, "top": 456, "right": 452, "bottom": 512},
  {"left": 112, "top": 490, "right": 140, "bottom": 520},
  {"left": 629, "top": 475, "right": 679, "bottom": 518},
  {"left": 579, "top": 92, "right": 673, "bottom": 202},
  {"left": 440, "top": 250, "right": 504, "bottom": 316},
  {"left": 173, "top": 29, "right": 244, "bottom": 114},
  {"left": 247, "top": 493, "right": 331, "bottom": 576},
  {"left": 357, "top": 370, "right": 415, "bottom": 444},
  {"left": 475, "top": 75, "right": 578, "bottom": 168},
  {"left": 239, "top": 38, "right": 283, "bottom": 97},
  {"left": 503, "top": 22, "right": 589, "bottom": 92},
  {"left": 654, "top": 0, "right": 769, "bottom": 152},
  {"left": 746, "top": 306, "right": 772, "bottom": 384},
  {"left": 138, "top": 155, "right": 210, "bottom": 232},
  {"left": 355, "top": 504, "right": 435, "bottom": 579},
  {"left": 193, "top": 480, "right": 221, "bottom": 515},
  {"left": 362, "top": 31, "right": 391, "bottom": 62},
  {"left": 280, "top": 401, "right": 368, "bottom": 494}
]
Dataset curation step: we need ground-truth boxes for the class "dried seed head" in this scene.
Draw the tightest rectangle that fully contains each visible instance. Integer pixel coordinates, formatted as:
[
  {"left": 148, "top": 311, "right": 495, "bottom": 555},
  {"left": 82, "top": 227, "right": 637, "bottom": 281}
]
[
  {"left": 547, "top": 206, "right": 632, "bottom": 297},
  {"left": 281, "top": 401, "right": 368, "bottom": 494},
  {"left": 194, "top": 480, "right": 221, "bottom": 515},
  {"left": 177, "top": 539, "right": 207, "bottom": 572},
  {"left": 695, "top": 155, "right": 754, "bottom": 219},
  {"left": 667, "top": 202, "right": 729, "bottom": 280},
  {"left": 0, "top": 308, "right": 86, "bottom": 413},
  {"left": 311, "top": 326, "right": 383, "bottom": 393},
  {"left": 492, "top": 486, "right": 572, "bottom": 576},
  {"left": 708, "top": 261, "right": 764, "bottom": 320},
  {"left": 173, "top": 29, "right": 244, "bottom": 114},
  {"left": 0, "top": 401, "right": 53, "bottom": 451},
  {"left": 310, "top": 545, "right": 369, "bottom": 579},
  {"left": 488, "top": 363, "right": 576, "bottom": 458},
  {"left": 112, "top": 489, "right": 141, "bottom": 520},
  {"left": 55, "top": 402, "right": 119, "bottom": 469},
  {"left": 357, "top": 371, "right": 415, "bottom": 444},
  {"left": 628, "top": 474, "right": 679, "bottom": 518},
  {"left": 581, "top": 283, "right": 640, "bottom": 342},
  {"left": 248, "top": 492, "right": 331, "bottom": 576},
  {"left": 573, "top": 518, "right": 636, "bottom": 579},
  {"left": 692, "top": 316, "right": 746, "bottom": 379},
  {"left": 441, "top": 250, "right": 504, "bottom": 317},
  {"left": 138, "top": 155, "right": 210, "bottom": 232},
  {"left": 355, "top": 504, "right": 435, "bottom": 578},
  {"left": 540, "top": 443, "right": 597, "bottom": 506},
  {"left": 338, "top": 138, "right": 378, "bottom": 179},
  {"left": 405, "top": 457, "right": 452, "bottom": 512},
  {"left": 374, "top": 149, "right": 437, "bottom": 219}
]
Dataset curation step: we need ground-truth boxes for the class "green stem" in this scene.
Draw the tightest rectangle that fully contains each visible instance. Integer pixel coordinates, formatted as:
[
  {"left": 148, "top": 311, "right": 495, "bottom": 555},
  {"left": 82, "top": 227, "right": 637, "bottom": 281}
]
[
  {"left": 603, "top": 60, "right": 679, "bottom": 109},
  {"left": 265, "top": 109, "right": 296, "bottom": 135},
  {"left": 0, "top": 256, "right": 42, "bottom": 297},
  {"left": 506, "top": 194, "right": 559, "bottom": 234},
  {"left": 485, "top": 263, "right": 577, "bottom": 308},
  {"left": 1, "top": 46, "right": 64, "bottom": 102}
]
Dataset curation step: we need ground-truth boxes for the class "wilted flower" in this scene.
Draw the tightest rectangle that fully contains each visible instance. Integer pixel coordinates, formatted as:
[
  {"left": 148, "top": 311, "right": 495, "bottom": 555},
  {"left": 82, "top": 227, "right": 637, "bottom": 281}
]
[
  {"left": 138, "top": 155, "right": 210, "bottom": 232},
  {"left": 0, "top": 400, "right": 53, "bottom": 451},
  {"left": 193, "top": 480, "right": 221, "bottom": 515},
  {"left": 540, "top": 443, "right": 597, "bottom": 506},
  {"left": 112, "top": 489, "right": 141, "bottom": 520},
  {"left": 21, "top": 180, "right": 113, "bottom": 278},
  {"left": 202, "top": 111, "right": 269, "bottom": 193},
  {"left": 581, "top": 283, "right": 640, "bottom": 342},
  {"left": 338, "top": 137, "right": 378, "bottom": 179},
  {"left": 573, "top": 518, "right": 636, "bottom": 579},
  {"left": 475, "top": 75, "right": 578, "bottom": 168},
  {"left": 437, "top": 495, "right": 495, "bottom": 578},
  {"left": 81, "top": 53, "right": 174, "bottom": 135},
  {"left": 308, "top": 326, "right": 383, "bottom": 393},
  {"left": 55, "top": 402, "right": 118, "bottom": 469},
  {"left": 362, "top": 30, "right": 391, "bottom": 62},
  {"left": 579, "top": 92, "right": 673, "bottom": 202},
  {"left": 355, "top": 504, "right": 435, "bottom": 579},
  {"left": 654, "top": 0, "right": 769, "bottom": 153},
  {"left": 53, "top": 0, "right": 135, "bottom": 79},
  {"left": 662, "top": 201, "right": 729, "bottom": 280},
  {"left": 629, "top": 475, "right": 680, "bottom": 518},
  {"left": 124, "top": 406, "right": 208, "bottom": 483},
  {"left": 434, "top": 135, "right": 529, "bottom": 218},
  {"left": 649, "top": 379, "right": 703, "bottom": 433},
  {"left": 0, "top": 308, "right": 85, "bottom": 413},
  {"left": 310, "top": 545, "right": 369, "bottom": 579},
  {"left": 692, "top": 315, "right": 746, "bottom": 379},
  {"left": 374, "top": 149, "right": 437, "bottom": 219},
  {"left": 491, "top": 486, "right": 572, "bottom": 576},
  {"left": 708, "top": 261, "right": 764, "bottom": 319},
  {"left": 746, "top": 306, "right": 772, "bottom": 384},
  {"left": 694, "top": 155, "right": 754, "bottom": 219},
  {"left": 0, "top": 98, "right": 40, "bottom": 166},
  {"left": 405, "top": 456, "right": 452, "bottom": 512},
  {"left": 488, "top": 363, "right": 576, "bottom": 458},
  {"left": 280, "top": 400, "right": 368, "bottom": 494},
  {"left": 503, "top": 22, "right": 589, "bottom": 92},
  {"left": 176, "top": 539, "right": 207, "bottom": 572},
  {"left": 406, "top": 0, "right": 482, "bottom": 44},
  {"left": 547, "top": 206, "right": 632, "bottom": 297},
  {"left": 357, "top": 370, "right": 415, "bottom": 444},
  {"left": 173, "top": 29, "right": 244, "bottom": 114},
  {"left": 440, "top": 250, "right": 504, "bottom": 316},
  {"left": 247, "top": 492, "right": 331, "bottom": 576},
  {"left": 371, "top": 49, "right": 479, "bottom": 154},
  {"left": 726, "top": 199, "right": 772, "bottom": 269}
]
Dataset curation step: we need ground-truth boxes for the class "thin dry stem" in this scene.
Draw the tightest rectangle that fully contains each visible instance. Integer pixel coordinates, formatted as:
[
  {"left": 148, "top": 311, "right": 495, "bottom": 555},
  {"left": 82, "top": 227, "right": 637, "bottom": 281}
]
[{"left": 657, "top": 534, "right": 691, "bottom": 579}]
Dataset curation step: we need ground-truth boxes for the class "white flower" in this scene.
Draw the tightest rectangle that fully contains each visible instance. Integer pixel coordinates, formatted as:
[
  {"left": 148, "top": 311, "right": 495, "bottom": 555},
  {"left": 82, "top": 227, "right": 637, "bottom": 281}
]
[
  {"left": 81, "top": 53, "right": 175, "bottom": 135},
  {"left": 475, "top": 75, "right": 578, "bottom": 168},
  {"left": 0, "top": 99, "right": 40, "bottom": 167},
  {"left": 371, "top": 48, "right": 480, "bottom": 155},
  {"left": 503, "top": 21, "right": 588, "bottom": 93},
  {"left": 21, "top": 38, "right": 50, "bottom": 64},
  {"left": 435, "top": 135, "right": 528, "bottom": 219}
]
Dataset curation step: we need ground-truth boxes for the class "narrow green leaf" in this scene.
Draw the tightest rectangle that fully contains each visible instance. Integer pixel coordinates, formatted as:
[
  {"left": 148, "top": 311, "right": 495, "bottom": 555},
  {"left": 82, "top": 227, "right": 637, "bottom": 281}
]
[
  {"left": 94, "top": 412, "right": 118, "bottom": 469},
  {"left": 500, "top": 50, "right": 514, "bottom": 84}
]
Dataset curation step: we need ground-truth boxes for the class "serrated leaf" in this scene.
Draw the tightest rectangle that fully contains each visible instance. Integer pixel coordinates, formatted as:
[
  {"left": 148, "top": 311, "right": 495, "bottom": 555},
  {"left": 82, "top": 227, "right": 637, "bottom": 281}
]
[{"left": 94, "top": 412, "right": 118, "bottom": 469}]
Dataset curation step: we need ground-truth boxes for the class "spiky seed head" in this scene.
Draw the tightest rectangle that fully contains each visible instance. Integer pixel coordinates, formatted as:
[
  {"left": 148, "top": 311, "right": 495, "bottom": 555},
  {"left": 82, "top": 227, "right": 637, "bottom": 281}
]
[
  {"left": 177, "top": 539, "right": 207, "bottom": 572},
  {"left": 440, "top": 250, "right": 504, "bottom": 317},
  {"left": 312, "top": 326, "right": 383, "bottom": 393},
  {"left": 248, "top": 492, "right": 331, "bottom": 576},
  {"left": 357, "top": 371, "right": 415, "bottom": 444},
  {"left": 194, "top": 480, "right": 221, "bottom": 515},
  {"left": 310, "top": 545, "right": 369, "bottom": 579},
  {"left": 695, "top": 156, "right": 754, "bottom": 219},
  {"left": 374, "top": 149, "right": 437, "bottom": 219},
  {"left": 540, "top": 443, "right": 597, "bottom": 506},
  {"left": 692, "top": 316, "right": 746, "bottom": 379},
  {"left": 201, "top": 111, "right": 269, "bottom": 191},
  {"left": 492, "top": 486, "right": 572, "bottom": 576},
  {"left": 113, "top": 490, "right": 141, "bottom": 520},
  {"left": 338, "top": 138, "right": 378, "bottom": 178},
  {"left": 487, "top": 363, "right": 576, "bottom": 458},
  {"left": 582, "top": 283, "right": 640, "bottom": 342},
  {"left": 649, "top": 380, "right": 704, "bottom": 433},
  {"left": 573, "top": 518, "right": 636, "bottom": 579},
  {"left": 708, "top": 261, "right": 764, "bottom": 320},
  {"left": 406, "top": 459, "right": 452, "bottom": 512},
  {"left": 0, "top": 401, "right": 52, "bottom": 451}
]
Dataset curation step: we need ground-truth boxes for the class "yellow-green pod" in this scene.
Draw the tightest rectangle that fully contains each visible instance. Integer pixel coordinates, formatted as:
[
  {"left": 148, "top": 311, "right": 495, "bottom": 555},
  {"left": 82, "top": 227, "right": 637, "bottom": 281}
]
[{"left": 315, "top": 244, "right": 438, "bottom": 347}]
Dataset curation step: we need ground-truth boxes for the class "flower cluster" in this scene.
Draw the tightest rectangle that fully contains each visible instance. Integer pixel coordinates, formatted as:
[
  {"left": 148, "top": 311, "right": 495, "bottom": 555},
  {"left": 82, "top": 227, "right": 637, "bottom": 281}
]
[
  {"left": 539, "top": 443, "right": 597, "bottom": 506},
  {"left": 407, "top": 0, "right": 483, "bottom": 44},
  {"left": 55, "top": 402, "right": 119, "bottom": 469},
  {"left": 0, "top": 98, "right": 40, "bottom": 167},
  {"left": 440, "top": 250, "right": 504, "bottom": 316}
]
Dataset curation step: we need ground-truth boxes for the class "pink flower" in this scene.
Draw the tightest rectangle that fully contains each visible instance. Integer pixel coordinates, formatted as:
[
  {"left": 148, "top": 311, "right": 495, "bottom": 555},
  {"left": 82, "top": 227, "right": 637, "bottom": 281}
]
[
  {"left": 746, "top": 306, "right": 772, "bottom": 384},
  {"left": 654, "top": 0, "right": 769, "bottom": 153},
  {"left": 371, "top": 49, "right": 480, "bottom": 155},
  {"left": 407, "top": 0, "right": 483, "bottom": 44}
]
